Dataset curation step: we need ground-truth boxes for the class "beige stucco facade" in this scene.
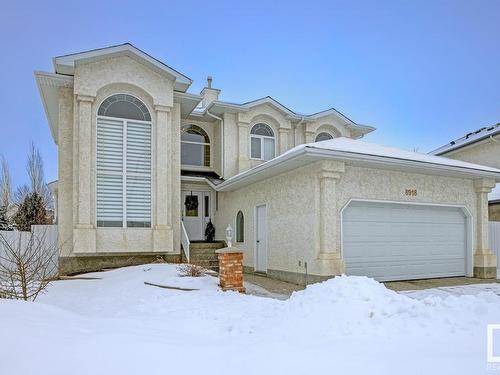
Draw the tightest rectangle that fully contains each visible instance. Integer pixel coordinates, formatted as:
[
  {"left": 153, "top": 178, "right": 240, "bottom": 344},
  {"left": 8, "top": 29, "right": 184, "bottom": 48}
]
[
  {"left": 52, "top": 55, "right": 181, "bottom": 273},
  {"left": 216, "top": 159, "right": 496, "bottom": 284},
  {"left": 36, "top": 44, "right": 498, "bottom": 279}
]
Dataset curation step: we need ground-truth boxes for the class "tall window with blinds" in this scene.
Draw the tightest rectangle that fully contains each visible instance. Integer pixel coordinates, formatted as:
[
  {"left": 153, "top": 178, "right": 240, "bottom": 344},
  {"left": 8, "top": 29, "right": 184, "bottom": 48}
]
[{"left": 96, "top": 94, "right": 152, "bottom": 228}]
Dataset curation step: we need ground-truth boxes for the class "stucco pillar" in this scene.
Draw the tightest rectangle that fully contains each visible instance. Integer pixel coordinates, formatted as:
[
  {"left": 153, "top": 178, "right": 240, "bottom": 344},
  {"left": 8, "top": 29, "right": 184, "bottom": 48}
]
[
  {"left": 473, "top": 179, "right": 497, "bottom": 278},
  {"left": 238, "top": 122, "right": 250, "bottom": 173},
  {"left": 305, "top": 130, "right": 315, "bottom": 143},
  {"left": 315, "top": 161, "right": 345, "bottom": 276},
  {"left": 279, "top": 128, "right": 289, "bottom": 154},
  {"left": 153, "top": 105, "right": 174, "bottom": 252},
  {"left": 76, "top": 95, "right": 94, "bottom": 227},
  {"left": 73, "top": 94, "right": 96, "bottom": 254}
]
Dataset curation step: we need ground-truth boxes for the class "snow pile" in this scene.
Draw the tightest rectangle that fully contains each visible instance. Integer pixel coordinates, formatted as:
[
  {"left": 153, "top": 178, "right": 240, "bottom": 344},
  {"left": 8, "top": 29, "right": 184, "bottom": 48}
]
[
  {"left": 0, "top": 264, "right": 499, "bottom": 374},
  {"left": 280, "top": 276, "right": 500, "bottom": 339}
]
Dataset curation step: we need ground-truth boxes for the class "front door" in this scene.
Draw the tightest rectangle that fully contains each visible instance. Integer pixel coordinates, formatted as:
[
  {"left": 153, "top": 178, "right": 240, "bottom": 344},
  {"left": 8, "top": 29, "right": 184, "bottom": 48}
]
[
  {"left": 255, "top": 204, "right": 268, "bottom": 272},
  {"left": 182, "top": 191, "right": 209, "bottom": 241}
]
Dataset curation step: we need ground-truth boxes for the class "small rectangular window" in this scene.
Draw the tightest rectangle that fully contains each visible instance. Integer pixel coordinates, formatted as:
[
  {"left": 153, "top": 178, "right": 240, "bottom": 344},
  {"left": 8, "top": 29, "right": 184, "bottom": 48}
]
[
  {"left": 204, "top": 195, "right": 209, "bottom": 217},
  {"left": 263, "top": 138, "right": 275, "bottom": 161}
]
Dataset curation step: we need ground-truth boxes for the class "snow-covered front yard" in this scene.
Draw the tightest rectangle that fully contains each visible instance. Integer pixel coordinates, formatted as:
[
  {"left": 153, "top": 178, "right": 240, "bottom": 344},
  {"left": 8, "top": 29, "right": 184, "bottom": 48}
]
[{"left": 1, "top": 264, "right": 499, "bottom": 375}]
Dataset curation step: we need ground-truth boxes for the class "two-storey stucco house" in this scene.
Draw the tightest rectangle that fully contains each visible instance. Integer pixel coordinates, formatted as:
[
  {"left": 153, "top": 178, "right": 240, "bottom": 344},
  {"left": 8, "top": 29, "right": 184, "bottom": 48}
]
[
  {"left": 432, "top": 124, "right": 500, "bottom": 221},
  {"left": 36, "top": 44, "right": 499, "bottom": 283}
]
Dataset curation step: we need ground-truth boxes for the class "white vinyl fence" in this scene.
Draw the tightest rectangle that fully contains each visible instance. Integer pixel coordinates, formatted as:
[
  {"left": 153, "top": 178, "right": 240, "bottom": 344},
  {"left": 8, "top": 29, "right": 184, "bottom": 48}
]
[
  {"left": 488, "top": 221, "right": 500, "bottom": 278},
  {"left": 0, "top": 225, "right": 58, "bottom": 278}
]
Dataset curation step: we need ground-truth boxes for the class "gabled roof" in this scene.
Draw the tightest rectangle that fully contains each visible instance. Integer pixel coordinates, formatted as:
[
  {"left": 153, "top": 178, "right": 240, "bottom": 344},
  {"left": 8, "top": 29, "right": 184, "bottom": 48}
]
[
  {"left": 431, "top": 123, "right": 500, "bottom": 155},
  {"left": 203, "top": 96, "right": 375, "bottom": 136},
  {"left": 216, "top": 137, "right": 500, "bottom": 191},
  {"left": 53, "top": 43, "right": 192, "bottom": 92}
]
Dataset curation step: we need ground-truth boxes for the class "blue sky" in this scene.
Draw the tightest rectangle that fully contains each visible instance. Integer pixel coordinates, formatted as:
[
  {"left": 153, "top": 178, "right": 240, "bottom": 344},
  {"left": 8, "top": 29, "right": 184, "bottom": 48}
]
[{"left": 1, "top": 0, "right": 499, "bottom": 188}]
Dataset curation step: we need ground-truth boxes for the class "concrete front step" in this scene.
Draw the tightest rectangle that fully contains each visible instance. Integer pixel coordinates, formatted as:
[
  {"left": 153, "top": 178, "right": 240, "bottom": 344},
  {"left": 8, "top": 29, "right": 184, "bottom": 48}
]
[
  {"left": 189, "top": 242, "right": 225, "bottom": 249},
  {"left": 190, "top": 254, "right": 219, "bottom": 261},
  {"left": 182, "top": 241, "right": 225, "bottom": 271}
]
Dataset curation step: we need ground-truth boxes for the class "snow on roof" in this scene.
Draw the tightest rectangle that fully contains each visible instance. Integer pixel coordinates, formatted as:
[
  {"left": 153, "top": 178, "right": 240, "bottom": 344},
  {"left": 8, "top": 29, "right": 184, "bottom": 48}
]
[
  {"left": 304, "top": 137, "right": 500, "bottom": 173},
  {"left": 489, "top": 185, "right": 500, "bottom": 203},
  {"left": 431, "top": 123, "right": 500, "bottom": 155},
  {"left": 217, "top": 137, "right": 500, "bottom": 191}
]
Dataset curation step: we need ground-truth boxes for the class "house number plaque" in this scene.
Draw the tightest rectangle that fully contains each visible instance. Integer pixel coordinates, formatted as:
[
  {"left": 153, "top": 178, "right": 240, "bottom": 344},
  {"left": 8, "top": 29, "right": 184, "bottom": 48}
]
[{"left": 405, "top": 189, "right": 417, "bottom": 197}]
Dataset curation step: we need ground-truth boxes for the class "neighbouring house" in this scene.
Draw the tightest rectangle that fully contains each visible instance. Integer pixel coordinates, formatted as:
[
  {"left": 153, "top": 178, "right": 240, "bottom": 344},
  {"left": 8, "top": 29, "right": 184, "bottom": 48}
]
[
  {"left": 35, "top": 43, "right": 499, "bottom": 282},
  {"left": 432, "top": 124, "right": 500, "bottom": 221}
]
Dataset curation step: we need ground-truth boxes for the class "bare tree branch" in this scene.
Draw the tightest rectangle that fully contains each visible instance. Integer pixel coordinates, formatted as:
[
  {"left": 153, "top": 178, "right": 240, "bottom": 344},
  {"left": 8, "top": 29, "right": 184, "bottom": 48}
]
[
  {"left": 0, "top": 155, "right": 12, "bottom": 208},
  {"left": 0, "top": 228, "right": 58, "bottom": 301}
]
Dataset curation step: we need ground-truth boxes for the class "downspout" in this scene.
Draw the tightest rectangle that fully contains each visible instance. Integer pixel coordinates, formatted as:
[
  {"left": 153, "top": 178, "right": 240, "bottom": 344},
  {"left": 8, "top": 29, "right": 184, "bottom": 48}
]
[
  {"left": 295, "top": 117, "right": 305, "bottom": 145},
  {"left": 207, "top": 110, "right": 224, "bottom": 178}
]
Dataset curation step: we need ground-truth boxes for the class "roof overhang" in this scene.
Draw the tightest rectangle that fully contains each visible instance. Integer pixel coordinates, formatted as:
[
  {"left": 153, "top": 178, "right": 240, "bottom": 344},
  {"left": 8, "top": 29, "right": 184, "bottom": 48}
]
[
  {"left": 35, "top": 71, "right": 74, "bottom": 144},
  {"left": 216, "top": 143, "right": 500, "bottom": 192},
  {"left": 53, "top": 43, "right": 192, "bottom": 92},
  {"left": 174, "top": 92, "right": 202, "bottom": 116}
]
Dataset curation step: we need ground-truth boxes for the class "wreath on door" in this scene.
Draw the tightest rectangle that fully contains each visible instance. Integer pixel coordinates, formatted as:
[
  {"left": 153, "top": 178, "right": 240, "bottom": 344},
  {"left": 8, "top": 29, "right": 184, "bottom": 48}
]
[{"left": 184, "top": 192, "right": 199, "bottom": 211}]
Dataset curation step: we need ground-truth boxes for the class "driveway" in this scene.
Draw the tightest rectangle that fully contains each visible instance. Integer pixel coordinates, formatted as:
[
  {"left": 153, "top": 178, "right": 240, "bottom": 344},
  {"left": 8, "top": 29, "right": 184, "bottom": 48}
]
[{"left": 244, "top": 273, "right": 500, "bottom": 299}]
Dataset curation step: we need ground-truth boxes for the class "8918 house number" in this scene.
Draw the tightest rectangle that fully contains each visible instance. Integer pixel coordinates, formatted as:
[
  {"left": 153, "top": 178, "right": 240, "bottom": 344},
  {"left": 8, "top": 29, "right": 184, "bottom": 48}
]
[{"left": 405, "top": 189, "right": 417, "bottom": 197}]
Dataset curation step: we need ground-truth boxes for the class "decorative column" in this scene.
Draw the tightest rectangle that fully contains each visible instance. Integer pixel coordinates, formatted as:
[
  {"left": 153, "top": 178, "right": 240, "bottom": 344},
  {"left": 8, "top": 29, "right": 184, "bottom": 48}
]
[
  {"left": 73, "top": 94, "right": 96, "bottom": 254},
  {"left": 316, "top": 161, "right": 345, "bottom": 276},
  {"left": 279, "top": 128, "right": 289, "bottom": 154},
  {"left": 473, "top": 179, "right": 497, "bottom": 278},
  {"left": 305, "top": 130, "right": 315, "bottom": 143},
  {"left": 238, "top": 122, "right": 250, "bottom": 173},
  {"left": 153, "top": 105, "right": 174, "bottom": 252},
  {"left": 76, "top": 95, "right": 94, "bottom": 228}
]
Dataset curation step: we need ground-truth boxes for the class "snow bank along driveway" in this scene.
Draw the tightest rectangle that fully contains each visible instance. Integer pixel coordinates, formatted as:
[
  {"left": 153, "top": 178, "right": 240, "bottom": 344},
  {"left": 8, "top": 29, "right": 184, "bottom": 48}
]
[{"left": 0, "top": 264, "right": 499, "bottom": 375}]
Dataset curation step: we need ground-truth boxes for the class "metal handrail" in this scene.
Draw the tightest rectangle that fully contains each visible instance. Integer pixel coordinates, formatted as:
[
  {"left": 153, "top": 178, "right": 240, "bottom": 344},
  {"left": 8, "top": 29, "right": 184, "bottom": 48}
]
[{"left": 181, "top": 220, "right": 190, "bottom": 262}]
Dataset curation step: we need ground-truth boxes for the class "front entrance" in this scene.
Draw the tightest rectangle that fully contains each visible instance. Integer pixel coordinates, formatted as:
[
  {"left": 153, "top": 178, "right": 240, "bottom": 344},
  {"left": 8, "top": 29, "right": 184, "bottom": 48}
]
[
  {"left": 182, "top": 191, "right": 210, "bottom": 241},
  {"left": 255, "top": 204, "right": 268, "bottom": 272}
]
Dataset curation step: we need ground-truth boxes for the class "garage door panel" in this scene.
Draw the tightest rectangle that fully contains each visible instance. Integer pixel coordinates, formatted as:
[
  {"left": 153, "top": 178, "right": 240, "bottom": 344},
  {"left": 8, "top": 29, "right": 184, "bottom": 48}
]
[{"left": 343, "top": 202, "right": 467, "bottom": 281}]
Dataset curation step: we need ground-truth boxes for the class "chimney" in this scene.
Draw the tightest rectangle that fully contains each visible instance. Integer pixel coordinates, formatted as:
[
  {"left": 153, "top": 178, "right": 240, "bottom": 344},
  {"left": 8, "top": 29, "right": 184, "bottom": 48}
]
[{"left": 200, "top": 75, "right": 220, "bottom": 108}]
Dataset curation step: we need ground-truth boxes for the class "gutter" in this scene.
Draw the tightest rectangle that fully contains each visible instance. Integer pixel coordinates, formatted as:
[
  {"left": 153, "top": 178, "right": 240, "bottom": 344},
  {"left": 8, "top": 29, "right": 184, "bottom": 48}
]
[
  {"left": 305, "top": 147, "right": 500, "bottom": 179},
  {"left": 206, "top": 110, "right": 224, "bottom": 178},
  {"left": 215, "top": 145, "right": 500, "bottom": 192}
]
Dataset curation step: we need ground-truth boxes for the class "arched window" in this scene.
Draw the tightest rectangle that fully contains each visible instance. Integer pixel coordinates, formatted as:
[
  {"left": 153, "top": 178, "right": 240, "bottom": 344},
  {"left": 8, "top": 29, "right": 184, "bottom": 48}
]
[
  {"left": 315, "top": 132, "right": 334, "bottom": 142},
  {"left": 181, "top": 125, "right": 210, "bottom": 167},
  {"left": 96, "top": 94, "right": 152, "bottom": 228},
  {"left": 98, "top": 93, "right": 151, "bottom": 121},
  {"left": 250, "top": 123, "right": 275, "bottom": 161},
  {"left": 236, "top": 211, "right": 244, "bottom": 243}
]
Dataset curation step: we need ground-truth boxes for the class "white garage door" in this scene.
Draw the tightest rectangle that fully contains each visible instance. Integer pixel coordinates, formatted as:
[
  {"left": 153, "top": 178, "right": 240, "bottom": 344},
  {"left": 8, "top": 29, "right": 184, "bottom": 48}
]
[{"left": 343, "top": 201, "right": 467, "bottom": 281}]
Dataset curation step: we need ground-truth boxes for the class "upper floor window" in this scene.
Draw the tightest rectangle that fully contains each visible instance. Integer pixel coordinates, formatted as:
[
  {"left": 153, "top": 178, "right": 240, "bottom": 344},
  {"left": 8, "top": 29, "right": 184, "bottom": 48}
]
[
  {"left": 96, "top": 94, "right": 151, "bottom": 228},
  {"left": 98, "top": 93, "right": 151, "bottom": 121},
  {"left": 181, "top": 125, "right": 210, "bottom": 167},
  {"left": 315, "top": 132, "right": 334, "bottom": 142},
  {"left": 250, "top": 123, "right": 275, "bottom": 161}
]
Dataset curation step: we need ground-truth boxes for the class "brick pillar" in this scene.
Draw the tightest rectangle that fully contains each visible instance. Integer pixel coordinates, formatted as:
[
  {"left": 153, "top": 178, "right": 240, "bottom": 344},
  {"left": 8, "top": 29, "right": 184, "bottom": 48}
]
[{"left": 215, "top": 248, "right": 246, "bottom": 293}]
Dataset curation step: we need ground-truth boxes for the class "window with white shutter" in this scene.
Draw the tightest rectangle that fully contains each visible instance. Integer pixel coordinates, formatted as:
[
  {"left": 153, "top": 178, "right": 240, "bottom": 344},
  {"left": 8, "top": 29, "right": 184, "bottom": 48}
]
[{"left": 96, "top": 95, "right": 152, "bottom": 228}]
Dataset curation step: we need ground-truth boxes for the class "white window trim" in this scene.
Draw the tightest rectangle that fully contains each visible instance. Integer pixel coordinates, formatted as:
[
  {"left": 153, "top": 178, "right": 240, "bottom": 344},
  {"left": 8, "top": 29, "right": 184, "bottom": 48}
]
[
  {"left": 315, "top": 131, "right": 334, "bottom": 142},
  {"left": 96, "top": 115, "right": 152, "bottom": 228},
  {"left": 249, "top": 134, "right": 276, "bottom": 161},
  {"left": 181, "top": 127, "right": 211, "bottom": 168},
  {"left": 235, "top": 211, "right": 245, "bottom": 243}
]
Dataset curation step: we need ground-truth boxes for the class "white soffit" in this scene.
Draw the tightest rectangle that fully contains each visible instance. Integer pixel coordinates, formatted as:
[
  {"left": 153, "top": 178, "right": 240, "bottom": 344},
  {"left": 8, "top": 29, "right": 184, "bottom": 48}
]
[{"left": 34, "top": 71, "right": 74, "bottom": 144}]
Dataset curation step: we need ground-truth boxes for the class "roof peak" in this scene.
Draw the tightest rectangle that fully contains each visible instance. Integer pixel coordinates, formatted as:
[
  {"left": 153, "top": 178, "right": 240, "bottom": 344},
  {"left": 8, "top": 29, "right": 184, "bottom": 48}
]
[{"left": 53, "top": 43, "right": 192, "bottom": 92}]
